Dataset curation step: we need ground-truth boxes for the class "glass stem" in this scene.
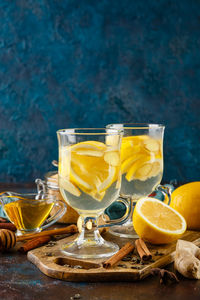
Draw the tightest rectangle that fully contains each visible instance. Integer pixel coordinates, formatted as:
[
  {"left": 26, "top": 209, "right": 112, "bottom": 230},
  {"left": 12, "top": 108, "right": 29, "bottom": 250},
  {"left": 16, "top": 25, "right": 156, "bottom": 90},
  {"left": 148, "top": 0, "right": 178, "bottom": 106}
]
[{"left": 77, "top": 215, "right": 104, "bottom": 247}]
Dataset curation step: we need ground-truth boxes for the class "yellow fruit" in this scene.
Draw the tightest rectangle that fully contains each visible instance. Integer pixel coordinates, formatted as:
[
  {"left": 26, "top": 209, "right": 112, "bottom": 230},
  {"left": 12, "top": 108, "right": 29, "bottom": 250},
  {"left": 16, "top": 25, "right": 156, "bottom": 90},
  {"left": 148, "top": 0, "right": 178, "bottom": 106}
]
[
  {"left": 133, "top": 197, "right": 186, "bottom": 244},
  {"left": 70, "top": 167, "right": 93, "bottom": 190},
  {"left": 75, "top": 149, "right": 103, "bottom": 157},
  {"left": 96, "top": 166, "right": 116, "bottom": 193},
  {"left": 121, "top": 137, "right": 141, "bottom": 162},
  {"left": 125, "top": 156, "right": 150, "bottom": 181},
  {"left": 170, "top": 182, "right": 200, "bottom": 230},
  {"left": 71, "top": 141, "right": 106, "bottom": 152},
  {"left": 88, "top": 190, "right": 105, "bottom": 202},
  {"left": 121, "top": 154, "right": 139, "bottom": 174}
]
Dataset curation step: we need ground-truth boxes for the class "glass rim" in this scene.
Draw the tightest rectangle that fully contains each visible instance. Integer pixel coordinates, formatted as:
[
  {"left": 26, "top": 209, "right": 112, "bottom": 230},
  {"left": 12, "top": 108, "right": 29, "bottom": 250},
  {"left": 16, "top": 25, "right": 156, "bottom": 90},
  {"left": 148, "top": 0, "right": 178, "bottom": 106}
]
[
  {"left": 57, "top": 128, "right": 123, "bottom": 135},
  {"left": 0, "top": 192, "right": 55, "bottom": 202},
  {"left": 106, "top": 123, "right": 165, "bottom": 130}
]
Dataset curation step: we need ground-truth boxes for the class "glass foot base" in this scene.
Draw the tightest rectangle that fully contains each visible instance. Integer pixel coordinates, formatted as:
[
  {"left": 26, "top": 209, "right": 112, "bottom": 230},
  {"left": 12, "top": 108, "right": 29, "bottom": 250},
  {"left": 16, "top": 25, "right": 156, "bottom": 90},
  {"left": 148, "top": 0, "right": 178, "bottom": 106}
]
[
  {"left": 109, "top": 220, "right": 138, "bottom": 239},
  {"left": 61, "top": 237, "right": 119, "bottom": 259}
]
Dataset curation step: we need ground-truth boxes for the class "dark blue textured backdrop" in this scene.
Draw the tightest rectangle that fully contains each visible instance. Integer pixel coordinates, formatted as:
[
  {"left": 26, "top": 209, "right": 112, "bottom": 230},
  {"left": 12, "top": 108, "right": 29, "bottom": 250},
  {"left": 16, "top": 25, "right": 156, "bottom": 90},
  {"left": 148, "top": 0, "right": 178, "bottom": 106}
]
[{"left": 0, "top": 0, "right": 199, "bottom": 183}]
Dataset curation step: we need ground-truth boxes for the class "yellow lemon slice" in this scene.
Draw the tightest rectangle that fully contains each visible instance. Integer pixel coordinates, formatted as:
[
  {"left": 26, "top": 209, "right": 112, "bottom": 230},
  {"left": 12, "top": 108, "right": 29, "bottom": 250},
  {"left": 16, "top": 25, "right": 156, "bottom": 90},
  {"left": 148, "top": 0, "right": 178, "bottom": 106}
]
[
  {"left": 121, "top": 154, "right": 139, "bottom": 174},
  {"left": 71, "top": 141, "right": 106, "bottom": 151},
  {"left": 125, "top": 155, "right": 151, "bottom": 181},
  {"left": 97, "top": 166, "right": 116, "bottom": 193},
  {"left": 75, "top": 150, "right": 103, "bottom": 157},
  {"left": 70, "top": 166, "right": 94, "bottom": 191},
  {"left": 70, "top": 141, "right": 106, "bottom": 157},
  {"left": 133, "top": 197, "right": 187, "bottom": 244},
  {"left": 59, "top": 176, "right": 81, "bottom": 197},
  {"left": 88, "top": 190, "right": 106, "bottom": 202},
  {"left": 121, "top": 138, "right": 141, "bottom": 162},
  {"left": 123, "top": 135, "right": 149, "bottom": 142}
]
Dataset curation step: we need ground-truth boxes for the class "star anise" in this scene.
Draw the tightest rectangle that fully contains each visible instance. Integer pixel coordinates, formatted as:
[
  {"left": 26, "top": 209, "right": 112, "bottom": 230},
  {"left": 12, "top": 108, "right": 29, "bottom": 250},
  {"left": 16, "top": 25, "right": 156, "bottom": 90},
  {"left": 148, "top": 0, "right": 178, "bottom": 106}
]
[{"left": 150, "top": 268, "right": 179, "bottom": 284}]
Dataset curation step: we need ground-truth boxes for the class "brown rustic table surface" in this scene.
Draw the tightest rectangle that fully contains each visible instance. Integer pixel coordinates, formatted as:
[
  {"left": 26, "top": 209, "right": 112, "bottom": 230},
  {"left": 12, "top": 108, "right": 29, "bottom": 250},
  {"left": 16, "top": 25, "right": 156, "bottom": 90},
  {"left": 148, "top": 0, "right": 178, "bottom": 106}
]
[{"left": 0, "top": 184, "right": 200, "bottom": 300}]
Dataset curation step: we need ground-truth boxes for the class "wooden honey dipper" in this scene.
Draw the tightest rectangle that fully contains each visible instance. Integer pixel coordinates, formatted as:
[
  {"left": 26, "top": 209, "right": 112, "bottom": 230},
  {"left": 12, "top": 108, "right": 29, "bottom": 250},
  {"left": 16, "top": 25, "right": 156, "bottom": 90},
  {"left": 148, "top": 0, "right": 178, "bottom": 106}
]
[{"left": 0, "top": 224, "right": 78, "bottom": 251}]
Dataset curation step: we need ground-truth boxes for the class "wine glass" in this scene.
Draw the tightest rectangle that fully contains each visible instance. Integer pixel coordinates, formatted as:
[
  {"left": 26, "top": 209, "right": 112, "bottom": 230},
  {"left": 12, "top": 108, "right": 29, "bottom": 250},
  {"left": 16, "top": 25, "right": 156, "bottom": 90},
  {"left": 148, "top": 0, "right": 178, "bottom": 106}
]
[
  {"left": 57, "top": 128, "right": 122, "bottom": 259},
  {"left": 106, "top": 123, "right": 165, "bottom": 238}
]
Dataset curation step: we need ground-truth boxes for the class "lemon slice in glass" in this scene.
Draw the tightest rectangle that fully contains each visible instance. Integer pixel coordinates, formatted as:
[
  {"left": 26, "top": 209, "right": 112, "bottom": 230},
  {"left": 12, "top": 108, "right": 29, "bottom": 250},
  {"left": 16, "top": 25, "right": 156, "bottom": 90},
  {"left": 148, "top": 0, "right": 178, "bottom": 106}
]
[{"left": 59, "top": 176, "right": 81, "bottom": 197}]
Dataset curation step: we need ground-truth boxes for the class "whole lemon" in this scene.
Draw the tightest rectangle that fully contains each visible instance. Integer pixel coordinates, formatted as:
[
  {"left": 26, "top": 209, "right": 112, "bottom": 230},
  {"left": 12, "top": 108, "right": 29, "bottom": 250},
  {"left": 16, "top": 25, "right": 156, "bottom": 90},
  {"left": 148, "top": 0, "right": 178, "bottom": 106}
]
[{"left": 170, "top": 182, "right": 200, "bottom": 230}]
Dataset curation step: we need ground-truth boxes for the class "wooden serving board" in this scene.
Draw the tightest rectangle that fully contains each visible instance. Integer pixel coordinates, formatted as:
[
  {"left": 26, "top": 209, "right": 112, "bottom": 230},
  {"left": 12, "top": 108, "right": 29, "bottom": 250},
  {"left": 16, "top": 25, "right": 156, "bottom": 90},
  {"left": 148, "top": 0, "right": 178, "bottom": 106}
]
[{"left": 27, "top": 230, "right": 200, "bottom": 282}]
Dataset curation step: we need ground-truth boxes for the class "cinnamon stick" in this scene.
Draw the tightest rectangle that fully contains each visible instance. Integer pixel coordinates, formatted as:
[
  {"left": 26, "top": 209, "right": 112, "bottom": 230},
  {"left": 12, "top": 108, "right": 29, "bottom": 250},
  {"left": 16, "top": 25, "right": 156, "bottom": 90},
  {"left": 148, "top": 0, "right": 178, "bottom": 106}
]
[
  {"left": 0, "top": 217, "right": 8, "bottom": 223},
  {"left": 17, "top": 224, "right": 78, "bottom": 242},
  {"left": 135, "top": 238, "right": 152, "bottom": 261},
  {"left": 103, "top": 242, "right": 134, "bottom": 268},
  {"left": 19, "top": 236, "right": 51, "bottom": 253},
  {"left": 0, "top": 223, "right": 17, "bottom": 232}
]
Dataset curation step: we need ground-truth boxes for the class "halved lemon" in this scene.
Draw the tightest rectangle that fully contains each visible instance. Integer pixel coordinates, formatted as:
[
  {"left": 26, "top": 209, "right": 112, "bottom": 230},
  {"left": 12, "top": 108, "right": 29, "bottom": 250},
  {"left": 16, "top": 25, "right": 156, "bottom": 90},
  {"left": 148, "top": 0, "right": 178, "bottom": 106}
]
[{"left": 133, "top": 197, "right": 187, "bottom": 244}]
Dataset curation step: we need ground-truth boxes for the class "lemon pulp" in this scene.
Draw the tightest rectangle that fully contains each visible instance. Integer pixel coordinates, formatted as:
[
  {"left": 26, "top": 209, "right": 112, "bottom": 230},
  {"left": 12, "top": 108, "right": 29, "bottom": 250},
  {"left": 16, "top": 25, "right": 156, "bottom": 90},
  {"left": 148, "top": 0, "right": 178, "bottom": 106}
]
[{"left": 133, "top": 197, "right": 187, "bottom": 244}]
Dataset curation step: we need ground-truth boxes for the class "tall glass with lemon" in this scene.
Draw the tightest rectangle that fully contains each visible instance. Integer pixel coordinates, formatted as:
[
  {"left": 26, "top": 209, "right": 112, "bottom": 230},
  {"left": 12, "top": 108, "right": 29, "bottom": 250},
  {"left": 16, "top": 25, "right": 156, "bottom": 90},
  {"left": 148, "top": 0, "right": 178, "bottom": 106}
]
[
  {"left": 57, "top": 128, "right": 122, "bottom": 258},
  {"left": 107, "top": 123, "right": 165, "bottom": 238}
]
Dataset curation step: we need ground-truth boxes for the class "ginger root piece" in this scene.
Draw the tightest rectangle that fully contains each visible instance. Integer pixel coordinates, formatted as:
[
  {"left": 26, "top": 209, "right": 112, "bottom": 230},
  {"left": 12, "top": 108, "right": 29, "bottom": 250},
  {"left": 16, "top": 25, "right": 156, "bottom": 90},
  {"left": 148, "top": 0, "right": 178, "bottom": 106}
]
[{"left": 174, "top": 240, "right": 200, "bottom": 279}]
